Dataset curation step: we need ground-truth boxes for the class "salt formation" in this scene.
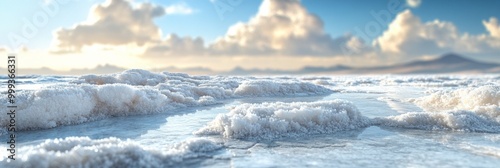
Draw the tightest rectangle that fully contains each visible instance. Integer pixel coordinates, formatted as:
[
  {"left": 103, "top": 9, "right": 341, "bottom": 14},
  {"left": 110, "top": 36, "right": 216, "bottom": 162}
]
[
  {"left": 1, "top": 137, "right": 221, "bottom": 168},
  {"left": 0, "top": 69, "right": 332, "bottom": 131},
  {"left": 195, "top": 100, "right": 371, "bottom": 139}
]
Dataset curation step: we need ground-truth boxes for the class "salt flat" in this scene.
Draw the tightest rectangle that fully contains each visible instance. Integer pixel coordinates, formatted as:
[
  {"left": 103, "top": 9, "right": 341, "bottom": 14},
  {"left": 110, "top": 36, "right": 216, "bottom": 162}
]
[{"left": 1, "top": 70, "right": 499, "bottom": 167}]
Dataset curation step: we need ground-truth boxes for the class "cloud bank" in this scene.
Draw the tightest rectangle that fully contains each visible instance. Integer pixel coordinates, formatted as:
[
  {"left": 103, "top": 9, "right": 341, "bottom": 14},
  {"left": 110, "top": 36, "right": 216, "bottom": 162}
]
[
  {"left": 484, "top": 17, "right": 500, "bottom": 38},
  {"left": 406, "top": 0, "right": 422, "bottom": 8},
  {"left": 49, "top": 0, "right": 500, "bottom": 65},
  {"left": 375, "top": 10, "right": 500, "bottom": 58},
  {"left": 50, "top": 0, "right": 194, "bottom": 54},
  {"left": 165, "top": 3, "right": 194, "bottom": 15},
  {"left": 207, "top": 0, "right": 361, "bottom": 56},
  {"left": 52, "top": 0, "right": 165, "bottom": 53}
]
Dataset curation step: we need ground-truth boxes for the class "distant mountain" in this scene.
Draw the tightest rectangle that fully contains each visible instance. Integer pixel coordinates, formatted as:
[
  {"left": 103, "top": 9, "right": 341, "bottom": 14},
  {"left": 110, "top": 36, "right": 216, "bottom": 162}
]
[
  {"left": 406, "top": 53, "right": 475, "bottom": 66},
  {"left": 361, "top": 53, "right": 500, "bottom": 74},
  {"left": 7, "top": 53, "right": 500, "bottom": 75},
  {"left": 224, "top": 65, "right": 352, "bottom": 75},
  {"left": 225, "top": 66, "right": 288, "bottom": 75},
  {"left": 223, "top": 53, "right": 500, "bottom": 75}
]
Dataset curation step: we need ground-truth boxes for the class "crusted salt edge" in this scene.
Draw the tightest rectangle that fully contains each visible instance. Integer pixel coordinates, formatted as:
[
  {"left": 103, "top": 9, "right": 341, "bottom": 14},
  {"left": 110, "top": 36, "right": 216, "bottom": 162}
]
[
  {"left": 1, "top": 70, "right": 333, "bottom": 132},
  {"left": 194, "top": 99, "right": 371, "bottom": 139},
  {"left": 75, "top": 69, "right": 333, "bottom": 97},
  {"left": 234, "top": 80, "right": 332, "bottom": 97},
  {"left": 0, "top": 137, "right": 221, "bottom": 168},
  {"left": 315, "top": 75, "right": 499, "bottom": 87},
  {"left": 378, "top": 85, "right": 500, "bottom": 132},
  {"left": 0, "top": 84, "right": 214, "bottom": 131},
  {"left": 374, "top": 108, "right": 500, "bottom": 133},
  {"left": 195, "top": 98, "right": 500, "bottom": 137},
  {"left": 410, "top": 85, "right": 499, "bottom": 112}
]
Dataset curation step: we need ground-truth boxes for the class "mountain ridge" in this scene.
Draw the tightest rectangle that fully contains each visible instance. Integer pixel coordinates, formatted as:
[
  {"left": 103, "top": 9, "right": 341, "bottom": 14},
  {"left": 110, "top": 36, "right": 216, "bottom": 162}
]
[{"left": 5, "top": 53, "right": 500, "bottom": 75}]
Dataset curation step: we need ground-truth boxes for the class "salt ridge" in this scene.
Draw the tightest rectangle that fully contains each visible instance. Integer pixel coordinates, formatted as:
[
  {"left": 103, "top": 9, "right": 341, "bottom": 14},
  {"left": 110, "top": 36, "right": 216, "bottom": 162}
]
[
  {"left": 195, "top": 100, "right": 371, "bottom": 139},
  {"left": 0, "top": 137, "right": 221, "bottom": 168},
  {"left": 378, "top": 86, "right": 500, "bottom": 132},
  {"left": 0, "top": 69, "right": 332, "bottom": 132},
  {"left": 411, "top": 86, "right": 499, "bottom": 112}
]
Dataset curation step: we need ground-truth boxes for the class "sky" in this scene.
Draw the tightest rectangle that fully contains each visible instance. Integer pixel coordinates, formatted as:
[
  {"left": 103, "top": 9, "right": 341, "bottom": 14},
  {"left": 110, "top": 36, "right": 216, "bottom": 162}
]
[{"left": 0, "top": 0, "right": 499, "bottom": 72}]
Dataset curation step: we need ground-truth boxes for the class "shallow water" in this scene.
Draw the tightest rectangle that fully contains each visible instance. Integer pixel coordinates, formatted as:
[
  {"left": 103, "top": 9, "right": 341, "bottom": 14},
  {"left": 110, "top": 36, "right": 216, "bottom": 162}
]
[{"left": 1, "top": 72, "right": 499, "bottom": 167}]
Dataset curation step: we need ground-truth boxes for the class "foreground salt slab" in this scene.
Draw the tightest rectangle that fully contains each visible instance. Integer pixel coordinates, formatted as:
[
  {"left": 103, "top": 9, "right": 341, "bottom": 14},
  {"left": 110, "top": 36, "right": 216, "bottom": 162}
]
[
  {"left": 376, "top": 108, "right": 500, "bottom": 132},
  {"left": 0, "top": 137, "right": 221, "bottom": 168},
  {"left": 377, "top": 86, "right": 500, "bottom": 132},
  {"left": 195, "top": 100, "right": 371, "bottom": 139},
  {"left": 411, "top": 85, "right": 499, "bottom": 112},
  {"left": 234, "top": 80, "right": 332, "bottom": 97},
  {"left": 0, "top": 69, "right": 332, "bottom": 132}
]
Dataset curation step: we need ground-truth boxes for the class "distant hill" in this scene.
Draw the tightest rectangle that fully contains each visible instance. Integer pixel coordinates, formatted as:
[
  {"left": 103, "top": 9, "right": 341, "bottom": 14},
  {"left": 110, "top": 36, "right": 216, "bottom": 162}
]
[
  {"left": 224, "top": 53, "right": 500, "bottom": 75},
  {"left": 11, "top": 65, "right": 212, "bottom": 75},
  {"left": 6, "top": 53, "right": 500, "bottom": 75},
  {"left": 15, "top": 64, "right": 127, "bottom": 75},
  {"left": 354, "top": 53, "right": 500, "bottom": 74}
]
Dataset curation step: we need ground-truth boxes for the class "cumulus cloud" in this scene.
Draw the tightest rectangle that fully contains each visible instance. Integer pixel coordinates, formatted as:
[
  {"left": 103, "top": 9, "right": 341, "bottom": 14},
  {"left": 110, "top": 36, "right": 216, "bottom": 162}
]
[
  {"left": 51, "top": 0, "right": 165, "bottom": 53},
  {"left": 143, "top": 34, "right": 206, "bottom": 56},
  {"left": 484, "top": 17, "right": 500, "bottom": 38},
  {"left": 48, "top": 0, "right": 499, "bottom": 63},
  {"left": 207, "top": 0, "right": 362, "bottom": 56},
  {"left": 406, "top": 0, "right": 422, "bottom": 8},
  {"left": 46, "top": 0, "right": 370, "bottom": 58},
  {"left": 165, "top": 3, "right": 194, "bottom": 15},
  {"left": 374, "top": 10, "right": 500, "bottom": 57},
  {"left": 374, "top": 10, "right": 455, "bottom": 55},
  {"left": 141, "top": 0, "right": 365, "bottom": 57}
]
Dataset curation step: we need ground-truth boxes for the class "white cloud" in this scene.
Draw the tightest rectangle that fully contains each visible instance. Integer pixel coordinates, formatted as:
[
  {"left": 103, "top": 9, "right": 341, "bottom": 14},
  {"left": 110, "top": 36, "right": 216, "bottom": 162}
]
[
  {"left": 142, "top": 0, "right": 365, "bottom": 57},
  {"left": 374, "top": 10, "right": 500, "bottom": 58},
  {"left": 165, "top": 3, "right": 194, "bottom": 15},
  {"left": 406, "top": 0, "right": 422, "bottom": 8},
  {"left": 143, "top": 34, "right": 205, "bottom": 57},
  {"left": 43, "top": 0, "right": 374, "bottom": 59},
  {"left": 47, "top": 0, "right": 500, "bottom": 66},
  {"left": 207, "top": 0, "right": 361, "bottom": 56},
  {"left": 374, "top": 10, "right": 455, "bottom": 55},
  {"left": 51, "top": 0, "right": 165, "bottom": 53},
  {"left": 483, "top": 17, "right": 500, "bottom": 38},
  {"left": 51, "top": 0, "right": 200, "bottom": 55}
]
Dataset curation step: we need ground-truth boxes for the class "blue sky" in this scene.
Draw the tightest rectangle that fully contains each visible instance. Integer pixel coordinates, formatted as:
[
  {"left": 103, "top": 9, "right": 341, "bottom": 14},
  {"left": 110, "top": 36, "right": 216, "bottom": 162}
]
[
  {"left": 3, "top": 0, "right": 499, "bottom": 49},
  {"left": 0, "top": 0, "right": 499, "bottom": 71},
  {"left": 151, "top": 0, "right": 500, "bottom": 45}
]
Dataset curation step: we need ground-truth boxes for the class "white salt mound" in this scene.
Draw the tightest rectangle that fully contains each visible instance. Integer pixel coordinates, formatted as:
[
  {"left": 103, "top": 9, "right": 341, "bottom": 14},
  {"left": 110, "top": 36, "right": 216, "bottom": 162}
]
[
  {"left": 234, "top": 80, "right": 332, "bottom": 97},
  {"left": 0, "top": 84, "right": 203, "bottom": 131},
  {"left": 1, "top": 70, "right": 333, "bottom": 132},
  {"left": 411, "top": 86, "right": 499, "bottom": 112},
  {"left": 1, "top": 137, "right": 221, "bottom": 168},
  {"left": 195, "top": 100, "right": 371, "bottom": 139},
  {"left": 75, "top": 69, "right": 171, "bottom": 86},
  {"left": 376, "top": 108, "right": 500, "bottom": 133},
  {"left": 378, "top": 86, "right": 500, "bottom": 132}
]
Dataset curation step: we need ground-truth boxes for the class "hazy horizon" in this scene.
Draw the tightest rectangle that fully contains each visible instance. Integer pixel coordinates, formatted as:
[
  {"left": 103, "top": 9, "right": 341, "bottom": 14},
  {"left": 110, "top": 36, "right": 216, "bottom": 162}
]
[{"left": 4, "top": 52, "right": 499, "bottom": 75}]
